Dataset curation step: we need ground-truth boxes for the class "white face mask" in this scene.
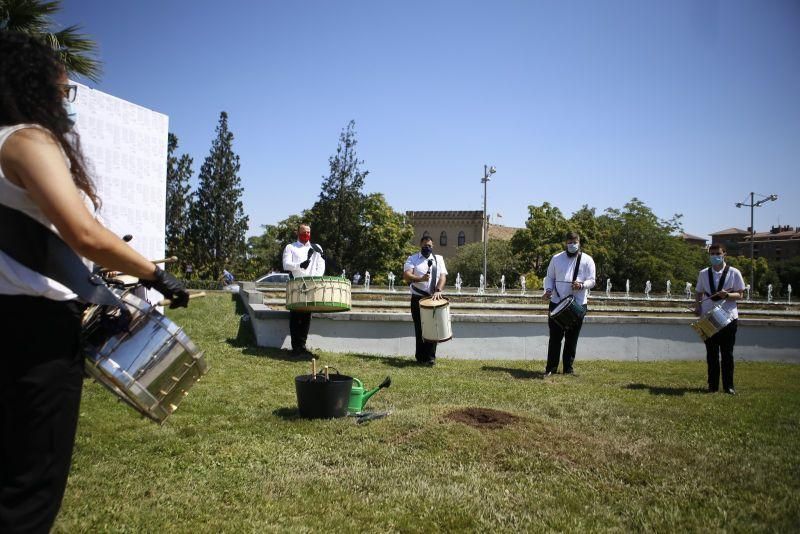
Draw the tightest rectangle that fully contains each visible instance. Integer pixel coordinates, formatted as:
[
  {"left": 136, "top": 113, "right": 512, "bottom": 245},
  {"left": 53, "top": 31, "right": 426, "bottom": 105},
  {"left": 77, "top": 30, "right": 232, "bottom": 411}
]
[
  {"left": 566, "top": 243, "right": 580, "bottom": 254},
  {"left": 63, "top": 99, "right": 77, "bottom": 127}
]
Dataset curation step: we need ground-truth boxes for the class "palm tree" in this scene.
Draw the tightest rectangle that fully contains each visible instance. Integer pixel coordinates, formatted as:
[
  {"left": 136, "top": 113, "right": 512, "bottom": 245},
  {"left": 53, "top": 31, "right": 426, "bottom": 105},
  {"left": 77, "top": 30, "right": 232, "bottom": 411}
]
[{"left": 0, "top": 0, "right": 101, "bottom": 82}]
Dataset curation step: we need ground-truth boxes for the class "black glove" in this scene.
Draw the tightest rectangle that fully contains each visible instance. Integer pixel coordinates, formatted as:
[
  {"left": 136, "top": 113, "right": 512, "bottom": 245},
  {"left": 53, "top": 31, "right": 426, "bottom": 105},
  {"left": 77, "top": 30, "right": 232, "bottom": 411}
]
[
  {"left": 299, "top": 259, "right": 310, "bottom": 269},
  {"left": 141, "top": 267, "right": 189, "bottom": 308}
]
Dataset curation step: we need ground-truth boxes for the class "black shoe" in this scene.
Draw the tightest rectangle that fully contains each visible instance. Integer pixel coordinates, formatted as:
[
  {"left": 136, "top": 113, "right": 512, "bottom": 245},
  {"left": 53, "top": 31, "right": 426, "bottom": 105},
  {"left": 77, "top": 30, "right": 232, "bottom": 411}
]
[
  {"left": 725, "top": 388, "right": 736, "bottom": 395},
  {"left": 563, "top": 369, "right": 574, "bottom": 375},
  {"left": 292, "top": 347, "right": 315, "bottom": 358},
  {"left": 707, "top": 387, "right": 719, "bottom": 393},
  {"left": 424, "top": 359, "right": 436, "bottom": 367}
]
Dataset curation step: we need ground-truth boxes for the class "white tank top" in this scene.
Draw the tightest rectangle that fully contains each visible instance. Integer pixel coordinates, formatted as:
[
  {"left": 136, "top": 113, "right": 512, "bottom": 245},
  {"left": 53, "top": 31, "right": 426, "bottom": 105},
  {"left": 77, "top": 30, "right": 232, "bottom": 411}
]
[{"left": 0, "top": 124, "right": 90, "bottom": 300}]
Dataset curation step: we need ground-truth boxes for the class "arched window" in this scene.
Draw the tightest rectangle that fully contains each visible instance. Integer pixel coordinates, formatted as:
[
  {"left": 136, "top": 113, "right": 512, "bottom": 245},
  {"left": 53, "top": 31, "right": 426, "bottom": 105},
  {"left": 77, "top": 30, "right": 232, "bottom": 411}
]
[
  {"left": 440, "top": 231, "right": 447, "bottom": 246},
  {"left": 458, "top": 230, "right": 466, "bottom": 246}
]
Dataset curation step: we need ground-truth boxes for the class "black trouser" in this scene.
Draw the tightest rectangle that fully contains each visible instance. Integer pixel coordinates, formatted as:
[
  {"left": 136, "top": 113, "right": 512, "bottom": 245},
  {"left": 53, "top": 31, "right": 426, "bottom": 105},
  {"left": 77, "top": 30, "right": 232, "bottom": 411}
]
[
  {"left": 0, "top": 295, "right": 84, "bottom": 534},
  {"left": 704, "top": 319, "right": 738, "bottom": 391},
  {"left": 289, "top": 311, "right": 311, "bottom": 351},
  {"left": 546, "top": 300, "right": 587, "bottom": 373},
  {"left": 410, "top": 295, "right": 436, "bottom": 363}
]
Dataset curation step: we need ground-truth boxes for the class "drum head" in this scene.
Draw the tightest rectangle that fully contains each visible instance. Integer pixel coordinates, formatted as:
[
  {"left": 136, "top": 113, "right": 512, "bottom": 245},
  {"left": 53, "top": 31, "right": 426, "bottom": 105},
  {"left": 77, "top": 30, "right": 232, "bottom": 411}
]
[
  {"left": 419, "top": 297, "right": 449, "bottom": 308},
  {"left": 551, "top": 296, "right": 574, "bottom": 316}
]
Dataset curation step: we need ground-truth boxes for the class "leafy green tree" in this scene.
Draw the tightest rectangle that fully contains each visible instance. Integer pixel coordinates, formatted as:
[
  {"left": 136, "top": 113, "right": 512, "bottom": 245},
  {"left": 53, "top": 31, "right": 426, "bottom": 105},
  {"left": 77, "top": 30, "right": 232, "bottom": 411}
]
[
  {"left": 727, "top": 256, "right": 776, "bottom": 297},
  {"left": 165, "top": 133, "right": 193, "bottom": 274},
  {"left": 350, "top": 193, "right": 416, "bottom": 280},
  {"left": 510, "top": 202, "right": 568, "bottom": 277},
  {"left": 448, "top": 240, "right": 521, "bottom": 288},
  {"left": 602, "top": 198, "right": 701, "bottom": 290},
  {"left": 309, "top": 120, "right": 368, "bottom": 272},
  {"left": 187, "top": 111, "right": 249, "bottom": 279},
  {"left": 236, "top": 225, "right": 284, "bottom": 280},
  {"left": 775, "top": 257, "right": 800, "bottom": 295},
  {"left": 0, "top": 0, "right": 102, "bottom": 81}
]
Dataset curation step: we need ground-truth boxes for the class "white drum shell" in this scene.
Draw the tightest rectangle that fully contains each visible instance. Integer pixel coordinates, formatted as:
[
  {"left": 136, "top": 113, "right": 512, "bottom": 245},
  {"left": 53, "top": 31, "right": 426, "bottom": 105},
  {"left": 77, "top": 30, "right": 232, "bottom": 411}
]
[{"left": 419, "top": 298, "right": 453, "bottom": 343}]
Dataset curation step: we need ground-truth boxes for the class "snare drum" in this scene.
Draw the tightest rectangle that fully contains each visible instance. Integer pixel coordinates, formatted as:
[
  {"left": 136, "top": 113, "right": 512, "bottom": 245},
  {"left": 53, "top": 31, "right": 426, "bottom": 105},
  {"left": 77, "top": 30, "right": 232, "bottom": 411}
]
[
  {"left": 82, "top": 288, "right": 207, "bottom": 423},
  {"left": 286, "top": 276, "right": 351, "bottom": 313},
  {"left": 549, "top": 295, "right": 586, "bottom": 330},
  {"left": 690, "top": 304, "right": 734, "bottom": 341},
  {"left": 419, "top": 297, "right": 452, "bottom": 343}
]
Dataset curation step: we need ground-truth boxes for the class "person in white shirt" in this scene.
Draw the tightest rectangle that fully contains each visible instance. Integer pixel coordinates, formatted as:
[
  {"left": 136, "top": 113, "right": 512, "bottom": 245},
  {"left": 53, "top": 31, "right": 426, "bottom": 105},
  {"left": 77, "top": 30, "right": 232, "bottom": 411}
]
[
  {"left": 542, "top": 232, "right": 596, "bottom": 376},
  {"left": 694, "top": 243, "right": 745, "bottom": 394},
  {"left": 403, "top": 236, "right": 448, "bottom": 365},
  {"left": 282, "top": 223, "right": 325, "bottom": 356}
]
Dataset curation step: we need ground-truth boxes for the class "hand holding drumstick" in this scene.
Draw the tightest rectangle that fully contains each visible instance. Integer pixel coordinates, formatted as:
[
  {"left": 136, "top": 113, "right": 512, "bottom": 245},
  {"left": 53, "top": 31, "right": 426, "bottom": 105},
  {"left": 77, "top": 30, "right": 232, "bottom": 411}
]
[{"left": 692, "top": 287, "right": 740, "bottom": 316}]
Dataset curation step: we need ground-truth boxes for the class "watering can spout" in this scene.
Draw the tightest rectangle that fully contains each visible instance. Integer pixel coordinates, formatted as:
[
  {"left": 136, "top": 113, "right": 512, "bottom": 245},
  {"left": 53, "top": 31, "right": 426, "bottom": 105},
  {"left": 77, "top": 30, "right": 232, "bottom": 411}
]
[{"left": 362, "top": 376, "right": 391, "bottom": 405}]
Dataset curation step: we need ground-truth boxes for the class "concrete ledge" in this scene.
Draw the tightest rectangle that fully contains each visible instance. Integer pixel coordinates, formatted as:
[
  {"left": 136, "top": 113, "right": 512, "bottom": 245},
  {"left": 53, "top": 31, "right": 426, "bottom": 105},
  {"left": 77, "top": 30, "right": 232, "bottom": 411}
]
[{"left": 238, "top": 287, "right": 800, "bottom": 362}]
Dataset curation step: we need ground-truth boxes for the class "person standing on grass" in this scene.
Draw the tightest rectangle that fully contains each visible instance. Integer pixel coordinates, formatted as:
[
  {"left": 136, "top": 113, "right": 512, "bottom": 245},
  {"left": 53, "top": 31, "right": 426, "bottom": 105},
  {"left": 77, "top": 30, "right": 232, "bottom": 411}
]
[
  {"left": 403, "top": 236, "right": 447, "bottom": 366},
  {"left": 542, "top": 231, "right": 596, "bottom": 377},
  {"left": 282, "top": 223, "right": 325, "bottom": 357},
  {"left": 694, "top": 243, "right": 745, "bottom": 395},
  {"left": 0, "top": 31, "right": 190, "bottom": 533}
]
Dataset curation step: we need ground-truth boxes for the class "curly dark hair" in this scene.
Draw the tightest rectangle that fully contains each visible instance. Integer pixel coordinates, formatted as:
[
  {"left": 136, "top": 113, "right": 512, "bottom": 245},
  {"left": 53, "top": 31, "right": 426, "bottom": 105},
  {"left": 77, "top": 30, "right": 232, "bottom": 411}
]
[{"left": 0, "top": 31, "right": 99, "bottom": 208}]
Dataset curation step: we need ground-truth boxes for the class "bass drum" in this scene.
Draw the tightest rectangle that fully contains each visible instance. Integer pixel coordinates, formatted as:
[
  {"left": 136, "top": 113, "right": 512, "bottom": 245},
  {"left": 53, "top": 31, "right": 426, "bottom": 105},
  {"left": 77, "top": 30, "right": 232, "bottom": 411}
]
[
  {"left": 286, "top": 276, "right": 351, "bottom": 313},
  {"left": 82, "top": 288, "right": 207, "bottom": 423}
]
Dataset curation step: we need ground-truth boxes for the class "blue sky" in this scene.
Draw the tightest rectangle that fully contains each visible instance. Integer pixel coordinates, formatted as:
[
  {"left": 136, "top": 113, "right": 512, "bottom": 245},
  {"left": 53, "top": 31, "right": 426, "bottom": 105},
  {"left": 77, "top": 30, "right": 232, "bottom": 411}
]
[{"left": 57, "top": 0, "right": 799, "bottom": 240}]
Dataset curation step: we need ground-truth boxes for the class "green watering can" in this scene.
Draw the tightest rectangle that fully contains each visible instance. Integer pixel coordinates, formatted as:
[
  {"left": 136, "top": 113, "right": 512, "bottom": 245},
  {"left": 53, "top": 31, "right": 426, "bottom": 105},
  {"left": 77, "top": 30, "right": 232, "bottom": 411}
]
[{"left": 348, "top": 376, "right": 391, "bottom": 415}]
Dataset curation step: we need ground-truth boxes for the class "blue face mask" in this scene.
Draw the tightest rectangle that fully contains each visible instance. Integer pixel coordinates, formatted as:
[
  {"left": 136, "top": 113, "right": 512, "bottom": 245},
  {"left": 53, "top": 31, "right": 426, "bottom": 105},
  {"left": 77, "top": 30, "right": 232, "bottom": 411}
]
[
  {"left": 421, "top": 246, "right": 432, "bottom": 257},
  {"left": 63, "top": 99, "right": 77, "bottom": 127},
  {"left": 566, "top": 243, "right": 580, "bottom": 254},
  {"left": 710, "top": 255, "right": 724, "bottom": 266}
]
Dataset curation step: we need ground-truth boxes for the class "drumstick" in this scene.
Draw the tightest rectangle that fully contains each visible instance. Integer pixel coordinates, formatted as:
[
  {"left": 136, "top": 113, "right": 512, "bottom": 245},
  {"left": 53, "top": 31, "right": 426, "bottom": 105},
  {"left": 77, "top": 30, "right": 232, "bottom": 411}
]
[
  {"left": 686, "top": 288, "right": 735, "bottom": 311},
  {"left": 156, "top": 291, "right": 206, "bottom": 307},
  {"left": 150, "top": 256, "right": 179, "bottom": 265},
  {"left": 97, "top": 256, "right": 178, "bottom": 274}
]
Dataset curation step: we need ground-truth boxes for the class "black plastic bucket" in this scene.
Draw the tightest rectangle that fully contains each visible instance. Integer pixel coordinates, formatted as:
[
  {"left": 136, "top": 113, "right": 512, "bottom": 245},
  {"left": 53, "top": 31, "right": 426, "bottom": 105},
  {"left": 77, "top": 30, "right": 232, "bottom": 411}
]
[{"left": 295, "top": 374, "right": 353, "bottom": 419}]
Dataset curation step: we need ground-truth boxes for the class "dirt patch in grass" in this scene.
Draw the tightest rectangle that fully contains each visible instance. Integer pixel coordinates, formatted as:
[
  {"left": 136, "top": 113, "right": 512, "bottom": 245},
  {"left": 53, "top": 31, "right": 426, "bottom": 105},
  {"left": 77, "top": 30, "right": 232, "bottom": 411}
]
[{"left": 444, "top": 407, "right": 520, "bottom": 429}]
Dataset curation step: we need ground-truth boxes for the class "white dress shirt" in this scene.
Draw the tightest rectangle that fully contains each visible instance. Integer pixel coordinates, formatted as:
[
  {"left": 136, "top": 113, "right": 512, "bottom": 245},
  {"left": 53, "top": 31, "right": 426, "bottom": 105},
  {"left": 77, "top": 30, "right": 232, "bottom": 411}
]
[
  {"left": 544, "top": 251, "right": 596, "bottom": 305},
  {"left": 282, "top": 241, "right": 325, "bottom": 278},
  {"left": 695, "top": 264, "right": 745, "bottom": 319},
  {"left": 403, "top": 252, "right": 447, "bottom": 296}
]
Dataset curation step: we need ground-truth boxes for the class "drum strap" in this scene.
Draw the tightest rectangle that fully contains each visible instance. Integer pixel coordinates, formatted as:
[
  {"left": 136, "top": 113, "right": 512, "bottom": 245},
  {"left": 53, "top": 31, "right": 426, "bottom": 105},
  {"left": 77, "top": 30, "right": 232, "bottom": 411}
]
[
  {"left": 554, "top": 253, "right": 582, "bottom": 299},
  {"left": 0, "top": 203, "right": 122, "bottom": 307},
  {"left": 705, "top": 265, "right": 730, "bottom": 297},
  {"left": 427, "top": 255, "right": 438, "bottom": 295}
]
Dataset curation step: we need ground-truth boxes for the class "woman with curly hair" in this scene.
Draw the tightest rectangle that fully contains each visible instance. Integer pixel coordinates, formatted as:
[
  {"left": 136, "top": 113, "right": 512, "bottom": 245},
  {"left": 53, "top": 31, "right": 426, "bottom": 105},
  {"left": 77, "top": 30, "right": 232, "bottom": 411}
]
[{"left": 0, "top": 31, "right": 189, "bottom": 532}]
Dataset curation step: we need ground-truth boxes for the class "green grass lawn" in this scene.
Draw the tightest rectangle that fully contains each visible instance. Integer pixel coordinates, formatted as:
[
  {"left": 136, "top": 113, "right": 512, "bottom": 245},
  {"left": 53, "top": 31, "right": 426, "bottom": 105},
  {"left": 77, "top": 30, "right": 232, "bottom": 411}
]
[{"left": 56, "top": 293, "right": 800, "bottom": 532}]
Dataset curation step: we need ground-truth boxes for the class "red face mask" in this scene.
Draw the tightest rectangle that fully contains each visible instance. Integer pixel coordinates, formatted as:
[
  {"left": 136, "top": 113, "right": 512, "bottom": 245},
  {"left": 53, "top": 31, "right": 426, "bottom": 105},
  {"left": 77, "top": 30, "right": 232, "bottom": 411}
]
[{"left": 298, "top": 232, "right": 310, "bottom": 244}]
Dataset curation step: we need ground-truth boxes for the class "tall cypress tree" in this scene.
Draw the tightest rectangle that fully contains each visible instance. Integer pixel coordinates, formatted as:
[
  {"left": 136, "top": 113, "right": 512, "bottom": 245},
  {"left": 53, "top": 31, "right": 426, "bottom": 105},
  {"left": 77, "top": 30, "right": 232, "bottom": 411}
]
[
  {"left": 188, "top": 112, "right": 249, "bottom": 279},
  {"left": 310, "top": 120, "right": 368, "bottom": 272},
  {"left": 165, "top": 133, "right": 193, "bottom": 274}
]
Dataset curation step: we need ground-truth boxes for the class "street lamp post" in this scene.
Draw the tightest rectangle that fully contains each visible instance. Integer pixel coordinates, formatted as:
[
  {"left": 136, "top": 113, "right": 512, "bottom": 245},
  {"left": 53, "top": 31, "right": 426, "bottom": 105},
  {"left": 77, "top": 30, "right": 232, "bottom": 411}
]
[
  {"left": 481, "top": 165, "right": 496, "bottom": 291},
  {"left": 735, "top": 192, "right": 778, "bottom": 296}
]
